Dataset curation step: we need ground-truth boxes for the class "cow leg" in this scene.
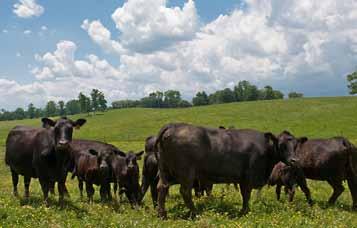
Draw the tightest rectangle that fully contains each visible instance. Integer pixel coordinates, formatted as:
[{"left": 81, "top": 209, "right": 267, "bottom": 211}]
[
  {"left": 347, "top": 177, "right": 357, "bottom": 210},
  {"left": 10, "top": 169, "right": 19, "bottom": 197},
  {"left": 239, "top": 183, "right": 252, "bottom": 215},
  {"left": 157, "top": 178, "right": 169, "bottom": 219},
  {"left": 86, "top": 182, "right": 95, "bottom": 203},
  {"left": 276, "top": 184, "right": 282, "bottom": 201},
  {"left": 180, "top": 184, "right": 196, "bottom": 219},
  {"left": 234, "top": 183, "right": 239, "bottom": 190},
  {"left": 78, "top": 179, "right": 84, "bottom": 198},
  {"left": 58, "top": 182, "right": 66, "bottom": 207},
  {"left": 205, "top": 184, "right": 213, "bottom": 197},
  {"left": 24, "top": 176, "right": 31, "bottom": 199},
  {"left": 39, "top": 179, "right": 50, "bottom": 207},
  {"left": 49, "top": 181, "right": 55, "bottom": 195},
  {"left": 297, "top": 178, "right": 313, "bottom": 205},
  {"left": 193, "top": 180, "right": 202, "bottom": 198},
  {"left": 327, "top": 180, "right": 344, "bottom": 205},
  {"left": 287, "top": 185, "right": 295, "bottom": 202},
  {"left": 100, "top": 184, "right": 106, "bottom": 201},
  {"left": 150, "top": 182, "right": 158, "bottom": 208}
]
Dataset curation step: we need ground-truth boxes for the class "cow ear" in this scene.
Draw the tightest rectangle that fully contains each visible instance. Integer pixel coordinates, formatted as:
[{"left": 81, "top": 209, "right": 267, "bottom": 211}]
[
  {"left": 136, "top": 151, "right": 144, "bottom": 160},
  {"left": 298, "top": 137, "right": 308, "bottom": 144},
  {"left": 73, "top": 119, "right": 86, "bottom": 129},
  {"left": 42, "top": 118, "right": 56, "bottom": 129},
  {"left": 89, "top": 149, "right": 98, "bottom": 156},
  {"left": 114, "top": 149, "right": 126, "bottom": 157}
]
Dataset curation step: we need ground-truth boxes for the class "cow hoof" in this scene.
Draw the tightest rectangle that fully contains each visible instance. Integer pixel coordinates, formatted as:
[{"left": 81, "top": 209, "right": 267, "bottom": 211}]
[
  {"left": 158, "top": 210, "right": 167, "bottom": 220},
  {"left": 13, "top": 191, "right": 19, "bottom": 197},
  {"left": 308, "top": 199, "right": 314, "bottom": 206},
  {"left": 239, "top": 208, "right": 250, "bottom": 216}
]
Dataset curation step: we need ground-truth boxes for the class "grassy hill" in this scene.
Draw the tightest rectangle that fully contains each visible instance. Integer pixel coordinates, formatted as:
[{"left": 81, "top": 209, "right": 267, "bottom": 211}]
[{"left": 0, "top": 96, "right": 357, "bottom": 227}]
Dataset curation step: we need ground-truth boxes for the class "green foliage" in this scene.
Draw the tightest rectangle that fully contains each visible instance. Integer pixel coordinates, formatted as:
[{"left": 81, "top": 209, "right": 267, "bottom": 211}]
[
  {"left": 192, "top": 91, "right": 209, "bottom": 106},
  {"left": 288, "top": 92, "right": 304, "bottom": 99},
  {"left": 27, "top": 103, "right": 36, "bottom": 119},
  {"left": 0, "top": 97, "right": 357, "bottom": 227},
  {"left": 45, "top": 101, "right": 57, "bottom": 117},
  {"left": 234, "top": 80, "right": 259, "bottom": 101},
  {"left": 65, "top": 99, "right": 81, "bottom": 115},
  {"left": 78, "top": 92, "right": 91, "bottom": 114},
  {"left": 58, "top": 101, "right": 66, "bottom": 116},
  {"left": 347, "top": 71, "right": 357, "bottom": 94}
]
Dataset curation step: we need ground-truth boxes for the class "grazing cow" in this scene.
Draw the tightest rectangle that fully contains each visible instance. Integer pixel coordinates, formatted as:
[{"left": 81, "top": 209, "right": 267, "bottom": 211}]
[
  {"left": 141, "top": 136, "right": 213, "bottom": 208},
  {"left": 268, "top": 162, "right": 312, "bottom": 204},
  {"left": 155, "top": 123, "right": 293, "bottom": 219},
  {"left": 111, "top": 150, "right": 143, "bottom": 206},
  {"left": 5, "top": 117, "right": 86, "bottom": 206},
  {"left": 70, "top": 139, "right": 125, "bottom": 202},
  {"left": 278, "top": 131, "right": 357, "bottom": 210}
]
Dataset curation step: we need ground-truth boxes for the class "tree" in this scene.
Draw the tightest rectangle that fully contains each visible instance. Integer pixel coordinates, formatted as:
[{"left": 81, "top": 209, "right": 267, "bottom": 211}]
[
  {"left": 27, "top": 103, "right": 36, "bottom": 119},
  {"left": 14, "top": 108, "right": 26, "bottom": 120},
  {"left": 58, "top": 101, "right": 65, "bottom": 116},
  {"left": 98, "top": 92, "right": 107, "bottom": 111},
  {"left": 288, "top": 92, "right": 304, "bottom": 99},
  {"left": 234, "top": 81, "right": 259, "bottom": 101},
  {"left": 192, "top": 91, "right": 209, "bottom": 106},
  {"left": 164, "top": 90, "right": 181, "bottom": 108},
  {"left": 90, "top": 89, "right": 101, "bottom": 114},
  {"left": 45, "top": 101, "right": 57, "bottom": 117},
  {"left": 260, "top": 86, "right": 275, "bottom": 100},
  {"left": 273, "top": 90, "right": 284, "bottom": 99},
  {"left": 347, "top": 71, "right": 357, "bottom": 94},
  {"left": 66, "top": 99, "right": 81, "bottom": 115},
  {"left": 78, "top": 92, "right": 91, "bottom": 114}
]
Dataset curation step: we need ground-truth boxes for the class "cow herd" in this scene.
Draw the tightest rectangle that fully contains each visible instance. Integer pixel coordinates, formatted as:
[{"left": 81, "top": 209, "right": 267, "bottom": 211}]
[{"left": 4, "top": 117, "right": 357, "bottom": 219}]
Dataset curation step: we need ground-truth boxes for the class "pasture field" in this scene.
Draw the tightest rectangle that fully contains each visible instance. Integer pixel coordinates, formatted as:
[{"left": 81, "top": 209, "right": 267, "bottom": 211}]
[{"left": 1, "top": 96, "right": 357, "bottom": 227}]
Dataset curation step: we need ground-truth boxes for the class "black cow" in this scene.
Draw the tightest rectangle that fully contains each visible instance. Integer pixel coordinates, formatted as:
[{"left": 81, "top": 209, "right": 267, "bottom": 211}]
[
  {"left": 278, "top": 131, "right": 357, "bottom": 210},
  {"left": 155, "top": 123, "right": 292, "bottom": 219},
  {"left": 141, "top": 136, "right": 213, "bottom": 208},
  {"left": 111, "top": 151, "right": 143, "bottom": 207},
  {"left": 5, "top": 117, "right": 86, "bottom": 206},
  {"left": 268, "top": 161, "right": 312, "bottom": 204}
]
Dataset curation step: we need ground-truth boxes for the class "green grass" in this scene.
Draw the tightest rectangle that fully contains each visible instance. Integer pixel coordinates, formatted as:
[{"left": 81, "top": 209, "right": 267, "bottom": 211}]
[{"left": 1, "top": 96, "right": 357, "bottom": 227}]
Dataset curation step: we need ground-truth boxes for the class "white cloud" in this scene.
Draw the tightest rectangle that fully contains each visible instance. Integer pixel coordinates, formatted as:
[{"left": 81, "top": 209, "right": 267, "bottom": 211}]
[
  {"left": 83, "top": 0, "right": 198, "bottom": 54},
  {"left": 41, "top": 25, "right": 47, "bottom": 31},
  {"left": 23, "top": 30, "right": 32, "bottom": 35},
  {"left": 13, "top": 0, "right": 44, "bottom": 18},
  {"left": 16, "top": 52, "right": 22, "bottom": 57},
  {"left": 2, "top": 0, "right": 357, "bottom": 110},
  {"left": 2, "top": 29, "right": 8, "bottom": 33}
]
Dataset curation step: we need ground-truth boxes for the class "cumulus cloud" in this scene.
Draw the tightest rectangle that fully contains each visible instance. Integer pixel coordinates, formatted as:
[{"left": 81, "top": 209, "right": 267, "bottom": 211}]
[
  {"left": 13, "top": 0, "right": 44, "bottom": 18},
  {"left": 2, "top": 0, "right": 357, "bottom": 110},
  {"left": 83, "top": 0, "right": 198, "bottom": 54}
]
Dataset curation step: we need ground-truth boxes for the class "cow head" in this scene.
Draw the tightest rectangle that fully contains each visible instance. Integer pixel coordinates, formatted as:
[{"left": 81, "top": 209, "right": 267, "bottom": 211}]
[
  {"left": 126, "top": 151, "right": 144, "bottom": 171},
  {"left": 42, "top": 117, "right": 86, "bottom": 150},
  {"left": 88, "top": 149, "right": 111, "bottom": 177},
  {"left": 277, "top": 131, "right": 308, "bottom": 166}
]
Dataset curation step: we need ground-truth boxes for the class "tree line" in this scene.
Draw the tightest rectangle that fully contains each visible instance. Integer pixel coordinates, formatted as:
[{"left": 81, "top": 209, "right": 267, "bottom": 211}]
[
  {"left": 0, "top": 80, "right": 304, "bottom": 121},
  {"left": 112, "top": 81, "right": 303, "bottom": 109},
  {"left": 0, "top": 89, "right": 107, "bottom": 121}
]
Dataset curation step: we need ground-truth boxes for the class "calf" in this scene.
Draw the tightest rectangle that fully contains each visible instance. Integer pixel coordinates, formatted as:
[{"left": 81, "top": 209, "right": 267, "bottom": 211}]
[
  {"left": 111, "top": 151, "right": 143, "bottom": 207},
  {"left": 278, "top": 131, "right": 357, "bottom": 210},
  {"left": 5, "top": 117, "right": 86, "bottom": 206},
  {"left": 70, "top": 139, "right": 125, "bottom": 202},
  {"left": 268, "top": 162, "right": 312, "bottom": 204}
]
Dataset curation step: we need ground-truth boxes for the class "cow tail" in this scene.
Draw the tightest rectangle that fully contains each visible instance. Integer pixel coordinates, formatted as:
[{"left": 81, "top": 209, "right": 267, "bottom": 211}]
[{"left": 343, "top": 139, "right": 357, "bottom": 179}]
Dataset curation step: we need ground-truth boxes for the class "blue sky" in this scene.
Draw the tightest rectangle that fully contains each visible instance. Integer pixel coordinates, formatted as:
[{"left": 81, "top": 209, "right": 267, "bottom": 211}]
[{"left": 0, "top": 0, "right": 356, "bottom": 110}]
